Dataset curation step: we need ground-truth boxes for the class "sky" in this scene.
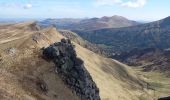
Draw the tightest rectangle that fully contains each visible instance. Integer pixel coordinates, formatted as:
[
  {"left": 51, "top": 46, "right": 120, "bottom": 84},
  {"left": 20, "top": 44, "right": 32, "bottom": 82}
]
[{"left": 0, "top": 0, "right": 170, "bottom": 21}]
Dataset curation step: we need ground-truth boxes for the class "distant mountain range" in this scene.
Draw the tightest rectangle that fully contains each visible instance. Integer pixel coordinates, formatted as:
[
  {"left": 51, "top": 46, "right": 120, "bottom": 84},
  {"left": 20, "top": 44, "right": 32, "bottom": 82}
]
[
  {"left": 74, "top": 16, "right": 170, "bottom": 52},
  {"left": 71, "top": 16, "right": 170, "bottom": 75},
  {"left": 0, "top": 18, "right": 40, "bottom": 23},
  {"left": 39, "top": 15, "right": 140, "bottom": 31}
]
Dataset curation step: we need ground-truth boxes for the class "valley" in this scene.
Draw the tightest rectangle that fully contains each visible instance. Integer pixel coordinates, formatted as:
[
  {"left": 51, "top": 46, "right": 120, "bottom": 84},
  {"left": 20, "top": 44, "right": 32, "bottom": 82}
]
[
  {"left": 38, "top": 15, "right": 170, "bottom": 99},
  {"left": 73, "top": 16, "right": 170, "bottom": 53},
  {"left": 0, "top": 22, "right": 155, "bottom": 100},
  {"left": 1, "top": 0, "right": 170, "bottom": 99}
]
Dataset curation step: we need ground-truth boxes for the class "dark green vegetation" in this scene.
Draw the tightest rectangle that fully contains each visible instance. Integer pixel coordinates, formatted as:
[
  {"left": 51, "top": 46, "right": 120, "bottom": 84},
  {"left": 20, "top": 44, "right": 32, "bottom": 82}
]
[
  {"left": 113, "top": 48, "right": 170, "bottom": 75},
  {"left": 39, "top": 15, "right": 140, "bottom": 31},
  {"left": 74, "top": 16, "right": 170, "bottom": 53}
]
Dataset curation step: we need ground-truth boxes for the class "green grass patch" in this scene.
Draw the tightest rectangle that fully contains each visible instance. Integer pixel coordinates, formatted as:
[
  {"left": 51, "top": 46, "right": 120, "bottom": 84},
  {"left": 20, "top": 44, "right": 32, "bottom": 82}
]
[
  {"left": 149, "top": 81, "right": 164, "bottom": 88},
  {"left": 138, "top": 95, "right": 148, "bottom": 100}
]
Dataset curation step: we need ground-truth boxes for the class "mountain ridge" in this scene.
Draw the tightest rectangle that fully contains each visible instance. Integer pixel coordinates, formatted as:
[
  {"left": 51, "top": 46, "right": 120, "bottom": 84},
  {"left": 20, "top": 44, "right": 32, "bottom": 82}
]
[
  {"left": 0, "top": 21, "right": 153, "bottom": 100},
  {"left": 74, "top": 16, "right": 170, "bottom": 52},
  {"left": 39, "top": 15, "right": 140, "bottom": 31}
]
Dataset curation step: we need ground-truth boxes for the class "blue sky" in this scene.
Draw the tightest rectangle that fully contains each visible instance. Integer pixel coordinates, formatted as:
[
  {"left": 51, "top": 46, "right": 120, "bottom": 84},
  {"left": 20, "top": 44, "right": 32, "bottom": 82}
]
[{"left": 0, "top": 0, "right": 170, "bottom": 21}]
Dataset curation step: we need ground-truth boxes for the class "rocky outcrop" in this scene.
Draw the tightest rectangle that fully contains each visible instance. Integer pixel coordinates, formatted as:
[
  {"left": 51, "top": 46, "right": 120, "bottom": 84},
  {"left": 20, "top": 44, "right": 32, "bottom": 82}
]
[{"left": 43, "top": 39, "right": 100, "bottom": 100}]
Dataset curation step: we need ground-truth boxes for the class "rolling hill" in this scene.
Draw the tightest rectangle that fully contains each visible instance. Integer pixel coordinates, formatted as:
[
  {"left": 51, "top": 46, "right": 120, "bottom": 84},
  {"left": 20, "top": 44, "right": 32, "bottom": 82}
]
[
  {"left": 0, "top": 22, "right": 153, "bottom": 100},
  {"left": 39, "top": 15, "right": 140, "bottom": 31}
]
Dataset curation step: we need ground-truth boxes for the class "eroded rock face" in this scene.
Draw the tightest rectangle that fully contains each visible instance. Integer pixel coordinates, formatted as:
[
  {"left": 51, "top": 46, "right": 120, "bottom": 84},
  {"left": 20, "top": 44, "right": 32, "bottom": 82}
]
[{"left": 43, "top": 39, "right": 100, "bottom": 100}]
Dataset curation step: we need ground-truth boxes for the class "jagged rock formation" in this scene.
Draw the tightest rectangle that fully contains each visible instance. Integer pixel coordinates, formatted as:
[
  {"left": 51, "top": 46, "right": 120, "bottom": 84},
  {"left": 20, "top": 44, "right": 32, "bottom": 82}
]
[{"left": 43, "top": 39, "right": 100, "bottom": 100}]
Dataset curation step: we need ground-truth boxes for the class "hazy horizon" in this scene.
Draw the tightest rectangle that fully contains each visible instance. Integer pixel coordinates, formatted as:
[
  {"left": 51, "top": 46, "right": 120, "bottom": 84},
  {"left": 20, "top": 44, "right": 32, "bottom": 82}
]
[
  {"left": 0, "top": 0, "right": 170, "bottom": 21},
  {"left": 0, "top": 15, "right": 169, "bottom": 22}
]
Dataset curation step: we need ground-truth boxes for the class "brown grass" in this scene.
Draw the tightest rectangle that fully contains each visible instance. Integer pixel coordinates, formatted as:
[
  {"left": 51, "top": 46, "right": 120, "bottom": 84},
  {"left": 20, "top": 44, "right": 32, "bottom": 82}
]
[{"left": 0, "top": 21, "right": 154, "bottom": 100}]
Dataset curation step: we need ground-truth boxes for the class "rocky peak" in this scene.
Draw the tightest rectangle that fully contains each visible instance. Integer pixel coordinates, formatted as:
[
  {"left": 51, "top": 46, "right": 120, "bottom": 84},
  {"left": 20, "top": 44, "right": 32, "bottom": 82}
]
[{"left": 43, "top": 39, "right": 100, "bottom": 100}]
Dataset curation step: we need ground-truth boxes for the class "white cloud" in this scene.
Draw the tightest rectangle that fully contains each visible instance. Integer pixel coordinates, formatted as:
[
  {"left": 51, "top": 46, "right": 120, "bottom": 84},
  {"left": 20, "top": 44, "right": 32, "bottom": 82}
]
[
  {"left": 23, "top": 4, "right": 33, "bottom": 9},
  {"left": 0, "top": 3, "right": 33, "bottom": 9},
  {"left": 95, "top": 0, "right": 122, "bottom": 6},
  {"left": 94, "top": 0, "right": 147, "bottom": 8},
  {"left": 121, "top": 0, "right": 146, "bottom": 8}
]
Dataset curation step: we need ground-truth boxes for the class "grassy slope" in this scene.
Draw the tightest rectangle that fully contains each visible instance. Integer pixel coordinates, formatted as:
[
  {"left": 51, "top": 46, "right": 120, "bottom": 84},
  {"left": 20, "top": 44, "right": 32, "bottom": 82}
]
[
  {"left": 75, "top": 43, "right": 152, "bottom": 100},
  {"left": 0, "top": 22, "right": 79, "bottom": 100},
  {"left": 133, "top": 67, "right": 170, "bottom": 99},
  {"left": 57, "top": 28, "right": 154, "bottom": 100},
  {"left": 0, "top": 22, "right": 153, "bottom": 100}
]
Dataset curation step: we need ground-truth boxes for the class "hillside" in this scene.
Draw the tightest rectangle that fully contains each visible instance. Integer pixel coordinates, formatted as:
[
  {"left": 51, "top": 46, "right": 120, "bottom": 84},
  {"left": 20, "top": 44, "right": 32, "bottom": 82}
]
[
  {"left": 39, "top": 15, "right": 140, "bottom": 31},
  {"left": 112, "top": 48, "right": 170, "bottom": 74},
  {"left": 74, "top": 16, "right": 170, "bottom": 52},
  {"left": 58, "top": 30, "right": 101, "bottom": 54},
  {"left": 0, "top": 22, "right": 153, "bottom": 100},
  {"left": 0, "top": 22, "right": 80, "bottom": 100},
  {"left": 58, "top": 30, "right": 112, "bottom": 56}
]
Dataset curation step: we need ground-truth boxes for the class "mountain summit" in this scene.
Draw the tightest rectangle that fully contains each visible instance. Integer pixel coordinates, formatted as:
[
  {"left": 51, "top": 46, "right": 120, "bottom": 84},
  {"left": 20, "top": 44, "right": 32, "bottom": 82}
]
[{"left": 39, "top": 15, "right": 140, "bottom": 31}]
